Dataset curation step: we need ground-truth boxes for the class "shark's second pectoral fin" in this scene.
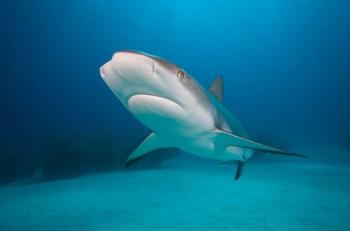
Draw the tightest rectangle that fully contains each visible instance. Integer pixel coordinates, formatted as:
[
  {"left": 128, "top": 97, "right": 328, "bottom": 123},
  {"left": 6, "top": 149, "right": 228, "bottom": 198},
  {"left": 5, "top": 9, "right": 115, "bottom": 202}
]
[
  {"left": 215, "top": 129, "right": 307, "bottom": 158},
  {"left": 125, "top": 132, "right": 170, "bottom": 166}
]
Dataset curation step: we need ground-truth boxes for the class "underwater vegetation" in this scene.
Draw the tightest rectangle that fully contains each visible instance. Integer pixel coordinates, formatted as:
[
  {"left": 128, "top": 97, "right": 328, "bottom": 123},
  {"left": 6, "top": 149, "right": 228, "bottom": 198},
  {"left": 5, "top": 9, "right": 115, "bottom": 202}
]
[
  {"left": 39, "top": 132, "right": 119, "bottom": 178},
  {"left": 0, "top": 121, "right": 293, "bottom": 185},
  {"left": 0, "top": 129, "right": 178, "bottom": 185}
]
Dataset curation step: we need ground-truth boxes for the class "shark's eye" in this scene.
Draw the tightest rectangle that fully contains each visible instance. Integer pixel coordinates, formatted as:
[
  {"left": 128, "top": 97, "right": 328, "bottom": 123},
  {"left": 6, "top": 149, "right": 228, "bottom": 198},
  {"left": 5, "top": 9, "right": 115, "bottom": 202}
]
[{"left": 177, "top": 70, "right": 185, "bottom": 80}]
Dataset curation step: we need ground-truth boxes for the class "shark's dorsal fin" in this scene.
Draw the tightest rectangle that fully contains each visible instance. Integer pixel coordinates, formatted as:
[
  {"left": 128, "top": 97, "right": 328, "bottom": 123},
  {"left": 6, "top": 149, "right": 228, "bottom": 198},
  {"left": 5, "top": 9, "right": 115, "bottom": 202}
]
[
  {"left": 209, "top": 76, "right": 223, "bottom": 102},
  {"left": 125, "top": 132, "right": 171, "bottom": 166},
  {"left": 214, "top": 129, "right": 307, "bottom": 158}
]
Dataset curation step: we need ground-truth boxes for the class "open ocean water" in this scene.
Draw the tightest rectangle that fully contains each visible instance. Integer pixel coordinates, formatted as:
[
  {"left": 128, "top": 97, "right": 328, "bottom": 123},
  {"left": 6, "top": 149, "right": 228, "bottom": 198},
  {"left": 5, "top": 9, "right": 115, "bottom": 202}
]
[{"left": 1, "top": 1, "right": 350, "bottom": 230}]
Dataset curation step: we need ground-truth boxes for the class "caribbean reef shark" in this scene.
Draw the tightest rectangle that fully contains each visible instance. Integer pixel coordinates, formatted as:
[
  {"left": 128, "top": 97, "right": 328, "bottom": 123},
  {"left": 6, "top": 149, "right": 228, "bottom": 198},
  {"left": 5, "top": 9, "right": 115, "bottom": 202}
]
[{"left": 100, "top": 51, "right": 306, "bottom": 180}]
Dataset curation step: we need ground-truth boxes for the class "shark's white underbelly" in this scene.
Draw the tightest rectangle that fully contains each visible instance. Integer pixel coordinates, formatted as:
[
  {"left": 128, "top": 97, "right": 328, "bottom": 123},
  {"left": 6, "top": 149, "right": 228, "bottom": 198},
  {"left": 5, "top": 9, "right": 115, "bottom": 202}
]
[
  {"left": 177, "top": 134, "right": 248, "bottom": 161},
  {"left": 127, "top": 94, "right": 247, "bottom": 161}
]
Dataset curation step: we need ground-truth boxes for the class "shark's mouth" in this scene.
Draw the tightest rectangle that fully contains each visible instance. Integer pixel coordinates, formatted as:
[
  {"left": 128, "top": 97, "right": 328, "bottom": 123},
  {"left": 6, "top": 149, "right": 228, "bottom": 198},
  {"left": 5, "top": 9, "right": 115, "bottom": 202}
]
[{"left": 127, "top": 94, "right": 186, "bottom": 120}]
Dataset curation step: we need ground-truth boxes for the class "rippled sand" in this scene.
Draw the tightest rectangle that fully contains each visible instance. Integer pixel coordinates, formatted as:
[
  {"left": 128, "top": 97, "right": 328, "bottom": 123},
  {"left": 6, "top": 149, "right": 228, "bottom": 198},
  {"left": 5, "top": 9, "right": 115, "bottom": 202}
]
[{"left": 0, "top": 146, "right": 349, "bottom": 231}]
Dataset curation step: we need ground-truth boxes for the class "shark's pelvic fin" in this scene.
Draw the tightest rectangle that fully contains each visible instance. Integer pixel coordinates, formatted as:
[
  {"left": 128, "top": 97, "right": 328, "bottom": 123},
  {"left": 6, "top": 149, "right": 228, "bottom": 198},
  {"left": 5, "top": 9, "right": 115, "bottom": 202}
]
[
  {"left": 214, "top": 129, "right": 307, "bottom": 158},
  {"left": 235, "top": 161, "right": 244, "bottom": 181},
  {"left": 219, "top": 160, "right": 244, "bottom": 180},
  {"left": 209, "top": 76, "right": 223, "bottom": 102},
  {"left": 125, "top": 132, "right": 170, "bottom": 166}
]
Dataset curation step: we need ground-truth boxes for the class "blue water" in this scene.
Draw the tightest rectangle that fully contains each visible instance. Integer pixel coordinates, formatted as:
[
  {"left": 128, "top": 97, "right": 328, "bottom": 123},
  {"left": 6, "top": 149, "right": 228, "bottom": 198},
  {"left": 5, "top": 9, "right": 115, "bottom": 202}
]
[{"left": 1, "top": 1, "right": 350, "bottom": 230}]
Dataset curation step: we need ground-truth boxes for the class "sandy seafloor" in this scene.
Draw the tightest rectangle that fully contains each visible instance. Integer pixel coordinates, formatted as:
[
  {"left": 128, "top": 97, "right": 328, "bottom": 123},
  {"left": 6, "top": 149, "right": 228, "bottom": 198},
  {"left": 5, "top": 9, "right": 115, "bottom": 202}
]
[{"left": 0, "top": 145, "right": 349, "bottom": 231}]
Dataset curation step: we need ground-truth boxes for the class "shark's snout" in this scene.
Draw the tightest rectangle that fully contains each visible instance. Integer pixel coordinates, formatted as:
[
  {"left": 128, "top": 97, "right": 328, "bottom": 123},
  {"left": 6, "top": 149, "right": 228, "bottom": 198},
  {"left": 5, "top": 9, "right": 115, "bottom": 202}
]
[
  {"left": 99, "top": 51, "right": 155, "bottom": 97},
  {"left": 99, "top": 65, "right": 107, "bottom": 79},
  {"left": 99, "top": 60, "right": 114, "bottom": 81},
  {"left": 99, "top": 52, "right": 128, "bottom": 81},
  {"left": 100, "top": 52, "right": 135, "bottom": 79}
]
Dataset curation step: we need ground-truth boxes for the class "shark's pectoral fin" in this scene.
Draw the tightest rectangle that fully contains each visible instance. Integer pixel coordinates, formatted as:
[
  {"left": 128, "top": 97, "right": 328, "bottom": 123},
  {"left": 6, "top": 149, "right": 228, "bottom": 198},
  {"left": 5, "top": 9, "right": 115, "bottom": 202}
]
[
  {"left": 125, "top": 132, "right": 170, "bottom": 166},
  {"left": 209, "top": 76, "right": 223, "bottom": 102},
  {"left": 214, "top": 129, "right": 307, "bottom": 158},
  {"left": 235, "top": 161, "right": 244, "bottom": 181}
]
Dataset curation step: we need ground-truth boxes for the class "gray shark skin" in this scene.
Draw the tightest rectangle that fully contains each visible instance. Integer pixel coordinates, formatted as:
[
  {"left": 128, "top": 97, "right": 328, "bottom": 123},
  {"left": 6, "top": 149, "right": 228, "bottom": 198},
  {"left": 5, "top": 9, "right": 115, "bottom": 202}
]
[{"left": 100, "top": 51, "right": 306, "bottom": 180}]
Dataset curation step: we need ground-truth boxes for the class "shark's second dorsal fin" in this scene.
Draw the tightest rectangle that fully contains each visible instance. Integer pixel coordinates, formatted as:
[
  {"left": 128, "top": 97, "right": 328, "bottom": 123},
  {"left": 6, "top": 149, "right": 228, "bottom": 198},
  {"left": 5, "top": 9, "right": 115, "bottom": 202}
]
[
  {"left": 209, "top": 76, "right": 223, "bottom": 102},
  {"left": 125, "top": 132, "right": 171, "bottom": 166}
]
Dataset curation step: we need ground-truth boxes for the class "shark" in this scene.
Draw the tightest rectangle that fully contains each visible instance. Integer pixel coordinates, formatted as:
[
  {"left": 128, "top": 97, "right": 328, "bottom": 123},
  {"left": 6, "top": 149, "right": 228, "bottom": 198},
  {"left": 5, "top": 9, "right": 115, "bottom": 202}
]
[{"left": 99, "top": 51, "right": 306, "bottom": 180}]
